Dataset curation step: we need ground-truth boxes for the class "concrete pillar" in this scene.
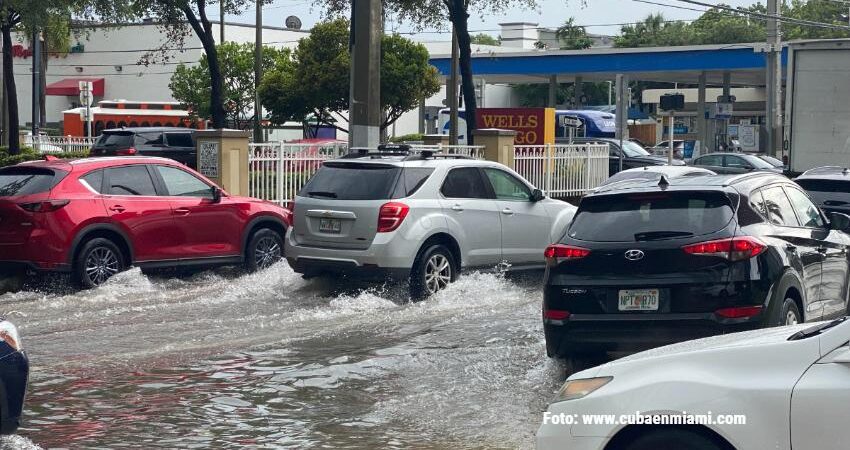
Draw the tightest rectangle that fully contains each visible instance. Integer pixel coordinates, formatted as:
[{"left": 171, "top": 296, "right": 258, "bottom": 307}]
[
  {"left": 574, "top": 76, "right": 584, "bottom": 109},
  {"left": 697, "top": 72, "right": 707, "bottom": 154},
  {"left": 548, "top": 75, "right": 558, "bottom": 108},
  {"left": 194, "top": 129, "right": 252, "bottom": 196},
  {"left": 474, "top": 128, "right": 518, "bottom": 167},
  {"left": 349, "top": 0, "right": 382, "bottom": 148}
]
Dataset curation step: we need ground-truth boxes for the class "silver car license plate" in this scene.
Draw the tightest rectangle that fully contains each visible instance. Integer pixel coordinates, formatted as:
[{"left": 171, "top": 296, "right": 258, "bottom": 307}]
[{"left": 319, "top": 218, "right": 342, "bottom": 234}]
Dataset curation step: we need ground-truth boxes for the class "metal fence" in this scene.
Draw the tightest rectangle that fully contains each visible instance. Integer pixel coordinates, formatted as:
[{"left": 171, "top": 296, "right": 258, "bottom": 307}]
[
  {"left": 26, "top": 135, "right": 97, "bottom": 155},
  {"left": 514, "top": 143, "right": 610, "bottom": 197}
]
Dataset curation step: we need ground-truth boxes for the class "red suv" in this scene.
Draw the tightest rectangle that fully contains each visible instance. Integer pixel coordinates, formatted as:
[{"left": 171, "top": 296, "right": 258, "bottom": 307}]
[{"left": 0, "top": 157, "right": 291, "bottom": 288}]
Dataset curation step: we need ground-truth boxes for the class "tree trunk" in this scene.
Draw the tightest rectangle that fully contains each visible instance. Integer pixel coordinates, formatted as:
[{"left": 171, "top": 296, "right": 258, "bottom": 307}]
[
  {"left": 182, "top": 5, "right": 226, "bottom": 129},
  {"left": 448, "top": 0, "right": 477, "bottom": 145},
  {"left": 2, "top": 23, "right": 19, "bottom": 154}
]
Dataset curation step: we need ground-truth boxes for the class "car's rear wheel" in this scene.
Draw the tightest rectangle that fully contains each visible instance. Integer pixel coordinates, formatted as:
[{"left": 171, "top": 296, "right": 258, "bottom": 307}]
[
  {"left": 771, "top": 297, "right": 802, "bottom": 326},
  {"left": 617, "top": 428, "right": 729, "bottom": 450},
  {"left": 74, "top": 238, "right": 126, "bottom": 289},
  {"left": 410, "top": 244, "right": 457, "bottom": 300},
  {"left": 245, "top": 228, "right": 284, "bottom": 272}
]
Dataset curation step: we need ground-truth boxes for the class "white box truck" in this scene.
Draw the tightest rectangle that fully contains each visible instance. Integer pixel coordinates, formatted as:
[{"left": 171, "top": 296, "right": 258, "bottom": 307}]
[{"left": 785, "top": 39, "right": 850, "bottom": 174}]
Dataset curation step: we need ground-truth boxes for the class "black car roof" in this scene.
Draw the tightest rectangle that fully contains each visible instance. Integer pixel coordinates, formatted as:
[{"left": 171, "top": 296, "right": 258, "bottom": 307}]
[
  {"left": 797, "top": 166, "right": 850, "bottom": 181},
  {"left": 589, "top": 171, "right": 787, "bottom": 196},
  {"left": 102, "top": 127, "right": 194, "bottom": 134}
]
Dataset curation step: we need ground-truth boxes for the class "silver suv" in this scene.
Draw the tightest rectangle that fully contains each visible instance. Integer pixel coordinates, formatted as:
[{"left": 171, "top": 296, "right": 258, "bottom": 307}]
[{"left": 285, "top": 148, "right": 577, "bottom": 297}]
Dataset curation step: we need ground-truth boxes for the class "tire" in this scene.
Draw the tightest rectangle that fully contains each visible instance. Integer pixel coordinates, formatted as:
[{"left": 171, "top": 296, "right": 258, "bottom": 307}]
[
  {"left": 245, "top": 228, "right": 284, "bottom": 272},
  {"left": 779, "top": 297, "right": 802, "bottom": 326},
  {"left": 73, "top": 238, "right": 126, "bottom": 289},
  {"left": 617, "top": 428, "right": 727, "bottom": 450},
  {"left": 409, "top": 244, "right": 457, "bottom": 300}
]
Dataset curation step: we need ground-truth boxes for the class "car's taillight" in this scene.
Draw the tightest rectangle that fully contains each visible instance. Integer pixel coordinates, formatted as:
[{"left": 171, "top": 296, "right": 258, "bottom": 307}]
[
  {"left": 377, "top": 202, "right": 409, "bottom": 233},
  {"left": 18, "top": 199, "right": 70, "bottom": 212},
  {"left": 544, "top": 244, "right": 590, "bottom": 265},
  {"left": 681, "top": 237, "right": 766, "bottom": 261},
  {"left": 543, "top": 309, "right": 571, "bottom": 320},
  {"left": 116, "top": 147, "right": 137, "bottom": 156},
  {"left": 715, "top": 305, "right": 763, "bottom": 319}
]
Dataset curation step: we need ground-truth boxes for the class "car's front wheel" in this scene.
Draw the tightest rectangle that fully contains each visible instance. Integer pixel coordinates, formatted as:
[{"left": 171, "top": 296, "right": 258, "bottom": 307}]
[
  {"left": 73, "top": 238, "right": 126, "bottom": 289},
  {"left": 616, "top": 428, "right": 730, "bottom": 450},
  {"left": 245, "top": 228, "right": 284, "bottom": 272},
  {"left": 410, "top": 244, "right": 457, "bottom": 299}
]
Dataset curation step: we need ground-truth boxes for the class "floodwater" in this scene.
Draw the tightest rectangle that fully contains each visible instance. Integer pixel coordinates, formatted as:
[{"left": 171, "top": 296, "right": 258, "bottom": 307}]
[{"left": 0, "top": 264, "right": 568, "bottom": 449}]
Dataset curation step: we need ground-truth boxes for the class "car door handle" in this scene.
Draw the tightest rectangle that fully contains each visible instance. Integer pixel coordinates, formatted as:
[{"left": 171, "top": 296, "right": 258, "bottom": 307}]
[
  {"left": 501, "top": 208, "right": 514, "bottom": 216},
  {"left": 109, "top": 205, "right": 125, "bottom": 213},
  {"left": 174, "top": 208, "right": 191, "bottom": 215},
  {"left": 451, "top": 204, "right": 464, "bottom": 212}
]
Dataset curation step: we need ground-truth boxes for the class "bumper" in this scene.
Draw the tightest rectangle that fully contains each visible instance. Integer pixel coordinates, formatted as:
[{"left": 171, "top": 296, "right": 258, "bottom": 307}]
[
  {"left": 545, "top": 313, "right": 762, "bottom": 355},
  {"left": 536, "top": 423, "right": 607, "bottom": 450},
  {"left": 0, "top": 350, "right": 29, "bottom": 434},
  {"left": 285, "top": 230, "right": 413, "bottom": 279}
]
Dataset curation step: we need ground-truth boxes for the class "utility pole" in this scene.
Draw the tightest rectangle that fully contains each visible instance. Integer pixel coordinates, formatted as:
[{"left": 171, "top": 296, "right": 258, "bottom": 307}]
[
  {"left": 766, "top": 0, "right": 782, "bottom": 157},
  {"left": 220, "top": 1, "right": 225, "bottom": 43},
  {"left": 31, "top": 31, "right": 41, "bottom": 136},
  {"left": 349, "top": 0, "right": 382, "bottom": 148},
  {"left": 448, "top": 27, "right": 459, "bottom": 145},
  {"left": 253, "top": 0, "right": 263, "bottom": 142},
  {"left": 0, "top": 33, "right": 6, "bottom": 147}
]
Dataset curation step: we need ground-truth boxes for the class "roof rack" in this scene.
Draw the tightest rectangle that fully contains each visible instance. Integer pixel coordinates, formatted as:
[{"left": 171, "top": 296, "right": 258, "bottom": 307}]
[{"left": 404, "top": 151, "right": 472, "bottom": 161}]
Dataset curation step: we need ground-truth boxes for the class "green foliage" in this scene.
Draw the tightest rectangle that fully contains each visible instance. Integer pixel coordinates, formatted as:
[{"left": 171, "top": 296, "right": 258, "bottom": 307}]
[
  {"left": 556, "top": 18, "right": 593, "bottom": 50},
  {"left": 170, "top": 42, "right": 291, "bottom": 127},
  {"left": 513, "top": 82, "right": 611, "bottom": 107},
  {"left": 259, "top": 19, "right": 441, "bottom": 132},
  {"left": 470, "top": 33, "right": 500, "bottom": 46},
  {"left": 0, "top": 147, "right": 88, "bottom": 167},
  {"left": 390, "top": 133, "right": 424, "bottom": 143}
]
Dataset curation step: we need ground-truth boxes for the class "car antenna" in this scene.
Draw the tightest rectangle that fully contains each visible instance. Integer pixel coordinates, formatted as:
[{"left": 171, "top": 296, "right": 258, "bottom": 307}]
[{"left": 658, "top": 175, "right": 670, "bottom": 189}]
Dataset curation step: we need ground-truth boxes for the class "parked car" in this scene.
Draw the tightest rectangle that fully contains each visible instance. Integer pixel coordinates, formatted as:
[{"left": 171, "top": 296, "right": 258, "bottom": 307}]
[
  {"left": 543, "top": 171, "right": 850, "bottom": 364},
  {"left": 0, "top": 319, "right": 27, "bottom": 435},
  {"left": 691, "top": 152, "right": 784, "bottom": 175},
  {"left": 0, "top": 157, "right": 290, "bottom": 288},
  {"left": 596, "top": 165, "right": 715, "bottom": 190},
  {"left": 649, "top": 139, "right": 685, "bottom": 160},
  {"left": 795, "top": 166, "right": 850, "bottom": 216},
  {"left": 90, "top": 128, "right": 197, "bottom": 168},
  {"left": 568, "top": 137, "right": 685, "bottom": 176},
  {"left": 757, "top": 154, "right": 786, "bottom": 170},
  {"left": 285, "top": 146, "right": 577, "bottom": 298},
  {"left": 538, "top": 317, "right": 850, "bottom": 450}
]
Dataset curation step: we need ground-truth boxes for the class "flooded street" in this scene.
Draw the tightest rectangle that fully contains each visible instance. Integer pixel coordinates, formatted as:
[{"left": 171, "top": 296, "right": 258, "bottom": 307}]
[{"left": 0, "top": 265, "right": 567, "bottom": 449}]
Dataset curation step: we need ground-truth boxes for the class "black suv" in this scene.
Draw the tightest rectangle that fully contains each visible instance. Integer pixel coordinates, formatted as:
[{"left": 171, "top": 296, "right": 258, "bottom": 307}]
[
  {"left": 796, "top": 166, "right": 850, "bottom": 216},
  {"left": 90, "top": 128, "right": 197, "bottom": 168},
  {"left": 543, "top": 172, "right": 850, "bottom": 364},
  {"left": 563, "top": 137, "right": 685, "bottom": 176}
]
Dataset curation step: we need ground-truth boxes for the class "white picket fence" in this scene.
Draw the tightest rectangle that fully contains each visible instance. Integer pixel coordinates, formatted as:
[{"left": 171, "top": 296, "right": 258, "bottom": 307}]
[
  {"left": 26, "top": 135, "right": 97, "bottom": 155},
  {"left": 514, "top": 143, "right": 610, "bottom": 197}
]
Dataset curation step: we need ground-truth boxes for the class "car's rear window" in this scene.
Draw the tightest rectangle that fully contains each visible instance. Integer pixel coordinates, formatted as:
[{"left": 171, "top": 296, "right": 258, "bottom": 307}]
[
  {"left": 0, "top": 167, "right": 67, "bottom": 197},
  {"left": 300, "top": 163, "right": 402, "bottom": 200},
  {"left": 93, "top": 132, "right": 133, "bottom": 149},
  {"left": 567, "top": 191, "right": 734, "bottom": 242},
  {"left": 797, "top": 179, "right": 850, "bottom": 193}
]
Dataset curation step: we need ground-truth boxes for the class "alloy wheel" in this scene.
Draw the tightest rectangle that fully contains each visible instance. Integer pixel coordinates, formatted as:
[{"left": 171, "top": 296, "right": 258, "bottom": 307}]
[
  {"left": 424, "top": 254, "right": 452, "bottom": 294},
  {"left": 254, "top": 236, "right": 282, "bottom": 270},
  {"left": 786, "top": 310, "right": 799, "bottom": 326},
  {"left": 84, "top": 247, "right": 120, "bottom": 286}
]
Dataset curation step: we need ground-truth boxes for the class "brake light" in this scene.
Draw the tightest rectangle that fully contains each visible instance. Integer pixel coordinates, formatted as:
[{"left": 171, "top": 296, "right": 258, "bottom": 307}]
[
  {"left": 544, "top": 309, "right": 571, "bottom": 320},
  {"left": 682, "top": 237, "right": 766, "bottom": 261},
  {"left": 116, "top": 147, "right": 137, "bottom": 156},
  {"left": 716, "top": 305, "right": 763, "bottom": 319},
  {"left": 378, "top": 202, "right": 409, "bottom": 233},
  {"left": 18, "top": 199, "right": 70, "bottom": 212},
  {"left": 282, "top": 209, "right": 293, "bottom": 228},
  {"left": 544, "top": 244, "right": 590, "bottom": 265}
]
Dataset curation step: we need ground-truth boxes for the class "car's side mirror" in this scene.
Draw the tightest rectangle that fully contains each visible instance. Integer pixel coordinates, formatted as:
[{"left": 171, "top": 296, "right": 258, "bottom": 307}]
[
  {"left": 211, "top": 186, "right": 223, "bottom": 203},
  {"left": 828, "top": 211, "right": 850, "bottom": 231},
  {"left": 531, "top": 188, "right": 545, "bottom": 202}
]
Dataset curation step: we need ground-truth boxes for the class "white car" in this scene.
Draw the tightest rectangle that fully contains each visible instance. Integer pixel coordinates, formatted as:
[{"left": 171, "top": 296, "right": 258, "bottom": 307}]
[{"left": 537, "top": 317, "right": 850, "bottom": 450}]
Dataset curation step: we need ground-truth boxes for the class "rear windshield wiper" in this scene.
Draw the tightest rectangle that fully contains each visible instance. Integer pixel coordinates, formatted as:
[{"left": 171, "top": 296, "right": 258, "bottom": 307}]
[
  {"left": 634, "top": 231, "right": 694, "bottom": 241},
  {"left": 308, "top": 191, "right": 338, "bottom": 198},
  {"left": 788, "top": 317, "right": 847, "bottom": 341}
]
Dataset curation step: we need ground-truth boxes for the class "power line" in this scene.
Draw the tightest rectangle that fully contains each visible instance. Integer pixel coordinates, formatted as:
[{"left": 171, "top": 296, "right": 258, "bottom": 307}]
[{"left": 666, "top": 0, "right": 850, "bottom": 30}]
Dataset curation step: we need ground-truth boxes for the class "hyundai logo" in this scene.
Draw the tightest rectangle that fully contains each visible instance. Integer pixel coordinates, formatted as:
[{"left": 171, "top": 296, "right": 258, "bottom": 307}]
[{"left": 624, "top": 249, "right": 645, "bottom": 261}]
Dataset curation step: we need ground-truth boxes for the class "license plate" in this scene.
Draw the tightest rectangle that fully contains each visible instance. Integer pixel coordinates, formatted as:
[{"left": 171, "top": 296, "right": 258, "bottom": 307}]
[
  {"left": 319, "top": 218, "right": 342, "bottom": 234},
  {"left": 618, "top": 289, "right": 659, "bottom": 311}
]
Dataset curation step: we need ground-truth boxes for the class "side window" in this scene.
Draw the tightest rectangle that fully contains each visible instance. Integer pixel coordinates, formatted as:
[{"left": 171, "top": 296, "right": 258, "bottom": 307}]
[
  {"left": 440, "top": 167, "right": 491, "bottom": 199},
  {"left": 136, "top": 133, "right": 163, "bottom": 148},
  {"left": 607, "top": 144, "right": 619, "bottom": 158},
  {"left": 165, "top": 132, "right": 194, "bottom": 148},
  {"left": 724, "top": 156, "right": 750, "bottom": 169},
  {"left": 760, "top": 186, "right": 800, "bottom": 227},
  {"left": 697, "top": 155, "right": 720, "bottom": 166},
  {"left": 784, "top": 186, "right": 825, "bottom": 228},
  {"left": 393, "top": 168, "right": 435, "bottom": 198},
  {"left": 483, "top": 168, "right": 532, "bottom": 201},
  {"left": 156, "top": 166, "right": 212, "bottom": 197},
  {"left": 104, "top": 166, "right": 157, "bottom": 196},
  {"left": 80, "top": 170, "right": 103, "bottom": 193},
  {"left": 750, "top": 190, "right": 768, "bottom": 217}
]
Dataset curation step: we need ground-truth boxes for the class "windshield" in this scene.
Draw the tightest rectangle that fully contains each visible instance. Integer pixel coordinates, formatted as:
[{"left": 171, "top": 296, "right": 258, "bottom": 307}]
[
  {"left": 0, "top": 167, "right": 67, "bottom": 197},
  {"left": 621, "top": 141, "right": 651, "bottom": 157},
  {"left": 567, "top": 191, "right": 734, "bottom": 242},
  {"left": 745, "top": 156, "right": 776, "bottom": 169},
  {"left": 758, "top": 155, "right": 784, "bottom": 167}
]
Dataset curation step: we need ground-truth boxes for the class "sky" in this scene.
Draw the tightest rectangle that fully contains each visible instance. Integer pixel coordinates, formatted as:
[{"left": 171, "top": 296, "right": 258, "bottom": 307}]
[{"left": 222, "top": 0, "right": 759, "bottom": 40}]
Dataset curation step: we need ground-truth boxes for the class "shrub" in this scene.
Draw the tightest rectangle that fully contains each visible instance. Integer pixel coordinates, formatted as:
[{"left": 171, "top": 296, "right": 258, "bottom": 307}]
[{"left": 0, "top": 147, "right": 89, "bottom": 167}]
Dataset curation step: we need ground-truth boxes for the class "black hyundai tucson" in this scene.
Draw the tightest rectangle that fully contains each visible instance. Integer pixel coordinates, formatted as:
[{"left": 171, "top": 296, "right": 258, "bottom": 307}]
[{"left": 543, "top": 172, "right": 850, "bottom": 364}]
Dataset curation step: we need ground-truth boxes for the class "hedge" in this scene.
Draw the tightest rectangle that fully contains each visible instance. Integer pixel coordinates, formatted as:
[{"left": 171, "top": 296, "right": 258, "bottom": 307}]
[{"left": 0, "top": 147, "right": 89, "bottom": 168}]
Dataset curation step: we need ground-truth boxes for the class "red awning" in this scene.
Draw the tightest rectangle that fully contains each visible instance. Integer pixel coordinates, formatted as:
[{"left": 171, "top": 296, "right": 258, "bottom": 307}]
[{"left": 45, "top": 78, "right": 105, "bottom": 97}]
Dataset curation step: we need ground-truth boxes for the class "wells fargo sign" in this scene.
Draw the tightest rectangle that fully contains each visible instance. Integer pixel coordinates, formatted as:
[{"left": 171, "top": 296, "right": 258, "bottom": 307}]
[
  {"left": 11, "top": 45, "right": 33, "bottom": 58},
  {"left": 475, "top": 107, "right": 555, "bottom": 145}
]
